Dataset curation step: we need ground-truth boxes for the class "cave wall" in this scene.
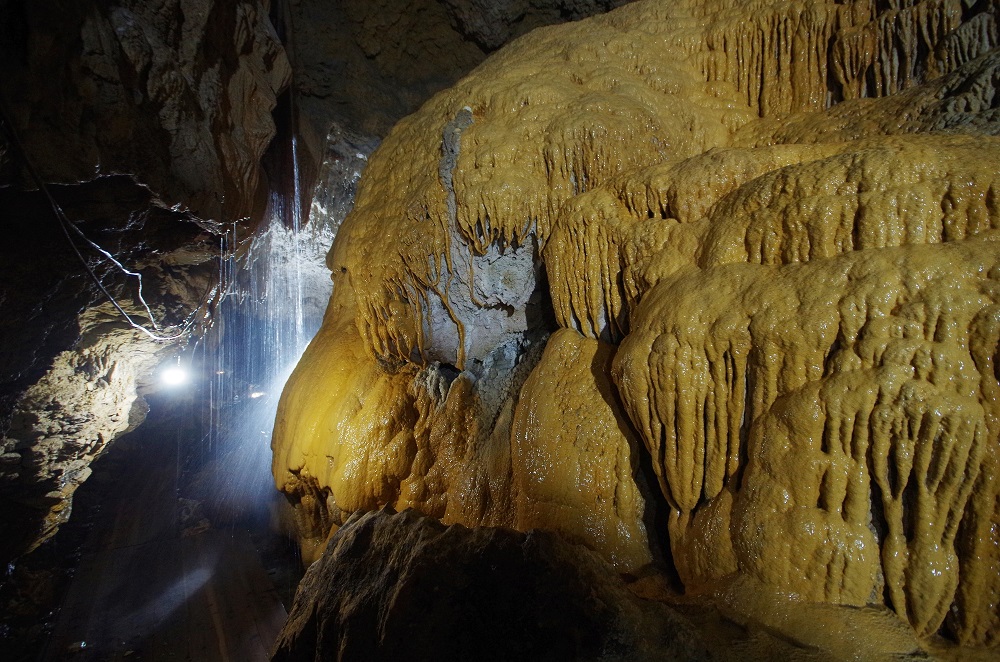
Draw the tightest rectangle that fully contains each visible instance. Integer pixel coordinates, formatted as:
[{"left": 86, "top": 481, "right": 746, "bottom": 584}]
[
  {"left": 273, "top": 0, "right": 1000, "bottom": 649},
  {"left": 284, "top": 0, "right": 634, "bottom": 240},
  {"left": 0, "top": 0, "right": 290, "bottom": 222},
  {"left": 287, "top": 0, "right": 631, "bottom": 141},
  {"left": 0, "top": 0, "right": 636, "bottom": 585},
  {"left": 0, "top": 0, "right": 290, "bottom": 565}
]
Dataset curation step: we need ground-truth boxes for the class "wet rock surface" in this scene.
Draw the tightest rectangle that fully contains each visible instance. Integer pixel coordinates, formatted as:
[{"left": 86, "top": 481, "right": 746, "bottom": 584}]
[{"left": 274, "top": 0, "right": 1000, "bottom": 655}]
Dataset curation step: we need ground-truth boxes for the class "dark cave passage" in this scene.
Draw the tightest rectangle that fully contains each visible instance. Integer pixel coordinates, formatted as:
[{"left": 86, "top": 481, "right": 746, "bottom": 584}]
[{"left": 15, "top": 393, "right": 302, "bottom": 662}]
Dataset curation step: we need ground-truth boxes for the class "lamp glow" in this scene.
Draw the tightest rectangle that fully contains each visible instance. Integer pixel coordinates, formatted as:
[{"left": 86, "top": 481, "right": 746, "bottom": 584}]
[{"left": 161, "top": 365, "right": 189, "bottom": 387}]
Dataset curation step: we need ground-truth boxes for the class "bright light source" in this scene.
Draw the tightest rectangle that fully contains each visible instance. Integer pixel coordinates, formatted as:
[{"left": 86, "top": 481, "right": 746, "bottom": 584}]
[
  {"left": 161, "top": 365, "right": 189, "bottom": 387},
  {"left": 249, "top": 391, "right": 266, "bottom": 399}
]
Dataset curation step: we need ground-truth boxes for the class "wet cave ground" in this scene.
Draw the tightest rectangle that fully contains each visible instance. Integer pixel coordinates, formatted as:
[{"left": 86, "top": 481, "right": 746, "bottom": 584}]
[{"left": 0, "top": 392, "right": 305, "bottom": 661}]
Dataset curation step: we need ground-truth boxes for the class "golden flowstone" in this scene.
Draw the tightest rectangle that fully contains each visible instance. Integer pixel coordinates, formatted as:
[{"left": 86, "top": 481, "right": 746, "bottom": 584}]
[{"left": 273, "top": 0, "right": 1000, "bottom": 645}]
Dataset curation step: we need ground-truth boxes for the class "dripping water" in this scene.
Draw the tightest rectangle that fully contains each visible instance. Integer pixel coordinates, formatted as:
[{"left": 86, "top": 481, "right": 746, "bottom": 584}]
[
  {"left": 189, "top": 117, "right": 374, "bottom": 529},
  {"left": 189, "top": 0, "right": 327, "bottom": 525},
  {"left": 180, "top": 0, "right": 376, "bottom": 573},
  {"left": 193, "top": 171, "right": 334, "bottom": 525},
  {"left": 292, "top": 133, "right": 305, "bottom": 345}
]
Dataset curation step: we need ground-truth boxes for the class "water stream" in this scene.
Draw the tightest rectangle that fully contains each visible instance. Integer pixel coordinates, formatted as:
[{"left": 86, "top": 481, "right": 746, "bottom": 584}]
[
  {"left": 190, "top": 126, "right": 374, "bottom": 526},
  {"left": 192, "top": 188, "right": 333, "bottom": 522}
]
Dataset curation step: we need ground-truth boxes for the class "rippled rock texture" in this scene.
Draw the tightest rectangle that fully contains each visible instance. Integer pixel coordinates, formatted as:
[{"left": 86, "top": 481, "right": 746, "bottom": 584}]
[{"left": 274, "top": 0, "right": 1000, "bottom": 651}]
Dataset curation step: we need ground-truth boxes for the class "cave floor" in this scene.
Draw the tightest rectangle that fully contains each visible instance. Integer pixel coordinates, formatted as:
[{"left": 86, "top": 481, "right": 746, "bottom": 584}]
[
  {"left": 35, "top": 401, "right": 289, "bottom": 661},
  {"left": 40, "top": 530, "right": 286, "bottom": 661}
]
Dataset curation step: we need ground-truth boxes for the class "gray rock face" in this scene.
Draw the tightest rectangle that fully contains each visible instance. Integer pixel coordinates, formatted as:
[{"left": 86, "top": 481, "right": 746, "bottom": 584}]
[
  {"left": 287, "top": 0, "right": 635, "bottom": 143},
  {"left": 419, "top": 107, "right": 545, "bottom": 369},
  {"left": 0, "top": 0, "right": 290, "bottom": 222},
  {"left": 271, "top": 507, "right": 714, "bottom": 662},
  {"left": 307, "top": 123, "right": 379, "bottom": 242},
  {"left": 439, "top": 0, "right": 632, "bottom": 50}
]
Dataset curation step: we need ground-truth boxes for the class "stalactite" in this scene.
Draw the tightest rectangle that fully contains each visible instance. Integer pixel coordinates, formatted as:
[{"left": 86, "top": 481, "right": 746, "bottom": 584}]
[
  {"left": 545, "top": 189, "right": 629, "bottom": 341},
  {"left": 701, "top": 136, "right": 1000, "bottom": 268},
  {"left": 616, "top": 239, "right": 997, "bottom": 631},
  {"left": 336, "top": 9, "right": 740, "bottom": 365}
]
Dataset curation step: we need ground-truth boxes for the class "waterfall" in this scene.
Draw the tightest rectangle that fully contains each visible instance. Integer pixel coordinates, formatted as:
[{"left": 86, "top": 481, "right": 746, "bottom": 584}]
[
  {"left": 192, "top": 197, "right": 333, "bottom": 521},
  {"left": 186, "top": 121, "right": 374, "bottom": 524}
]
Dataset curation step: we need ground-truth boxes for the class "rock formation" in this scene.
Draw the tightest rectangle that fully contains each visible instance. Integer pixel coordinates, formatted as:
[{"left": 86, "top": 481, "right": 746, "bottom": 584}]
[
  {"left": 1, "top": 4, "right": 645, "bottom": 656},
  {"left": 0, "top": 0, "right": 634, "bottom": 594},
  {"left": 272, "top": 508, "right": 711, "bottom": 661},
  {"left": 0, "top": 0, "right": 290, "bottom": 564},
  {"left": 0, "top": 0, "right": 290, "bottom": 223},
  {"left": 275, "top": 507, "right": 961, "bottom": 661},
  {"left": 273, "top": 0, "right": 1000, "bottom": 652}
]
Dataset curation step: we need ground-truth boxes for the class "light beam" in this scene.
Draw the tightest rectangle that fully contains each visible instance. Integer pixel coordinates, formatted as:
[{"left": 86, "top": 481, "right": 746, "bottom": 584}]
[{"left": 161, "top": 364, "right": 189, "bottom": 387}]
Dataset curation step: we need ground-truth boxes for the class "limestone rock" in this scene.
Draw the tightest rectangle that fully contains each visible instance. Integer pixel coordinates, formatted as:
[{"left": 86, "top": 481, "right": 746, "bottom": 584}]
[
  {"left": 272, "top": 279, "right": 553, "bottom": 561},
  {"left": 271, "top": 507, "right": 713, "bottom": 662},
  {"left": 0, "top": 0, "right": 290, "bottom": 221},
  {"left": 306, "top": 123, "right": 378, "bottom": 241},
  {"left": 275, "top": 0, "right": 1000, "bottom": 651},
  {"left": 512, "top": 329, "right": 653, "bottom": 572},
  {"left": 274, "top": 0, "right": 747, "bottom": 573}
]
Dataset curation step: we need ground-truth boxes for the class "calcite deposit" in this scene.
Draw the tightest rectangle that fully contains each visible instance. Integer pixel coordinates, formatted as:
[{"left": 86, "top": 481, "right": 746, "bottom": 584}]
[{"left": 273, "top": 0, "right": 1000, "bottom": 651}]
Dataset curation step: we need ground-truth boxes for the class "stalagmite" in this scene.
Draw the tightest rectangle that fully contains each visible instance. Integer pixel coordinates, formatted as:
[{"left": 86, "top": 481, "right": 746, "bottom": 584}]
[{"left": 271, "top": 286, "right": 418, "bottom": 561}]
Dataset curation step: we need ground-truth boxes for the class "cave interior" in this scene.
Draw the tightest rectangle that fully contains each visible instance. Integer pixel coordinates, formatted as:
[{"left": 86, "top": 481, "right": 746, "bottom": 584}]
[{"left": 2, "top": 0, "right": 1000, "bottom": 660}]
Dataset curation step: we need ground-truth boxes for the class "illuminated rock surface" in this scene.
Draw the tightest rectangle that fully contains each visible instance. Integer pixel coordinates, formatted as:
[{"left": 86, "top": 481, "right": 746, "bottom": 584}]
[
  {"left": 275, "top": 0, "right": 1000, "bottom": 653},
  {"left": 512, "top": 328, "right": 653, "bottom": 572}
]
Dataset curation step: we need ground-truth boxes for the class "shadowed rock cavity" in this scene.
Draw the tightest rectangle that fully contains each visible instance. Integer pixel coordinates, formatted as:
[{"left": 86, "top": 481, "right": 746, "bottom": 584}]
[{"left": 271, "top": 508, "right": 712, "bottom": 662}]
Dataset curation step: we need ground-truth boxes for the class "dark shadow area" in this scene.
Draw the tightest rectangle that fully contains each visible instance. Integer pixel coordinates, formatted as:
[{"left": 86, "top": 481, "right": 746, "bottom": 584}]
[
  {"left": 0, "top": 389, "right": 302, "bottom": 661},
  {"left": 0, "top": 176, "right": 214, "bottom": 572},
  {"left": 589, "top": 337, "right": 679, "bottom": 588}
]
